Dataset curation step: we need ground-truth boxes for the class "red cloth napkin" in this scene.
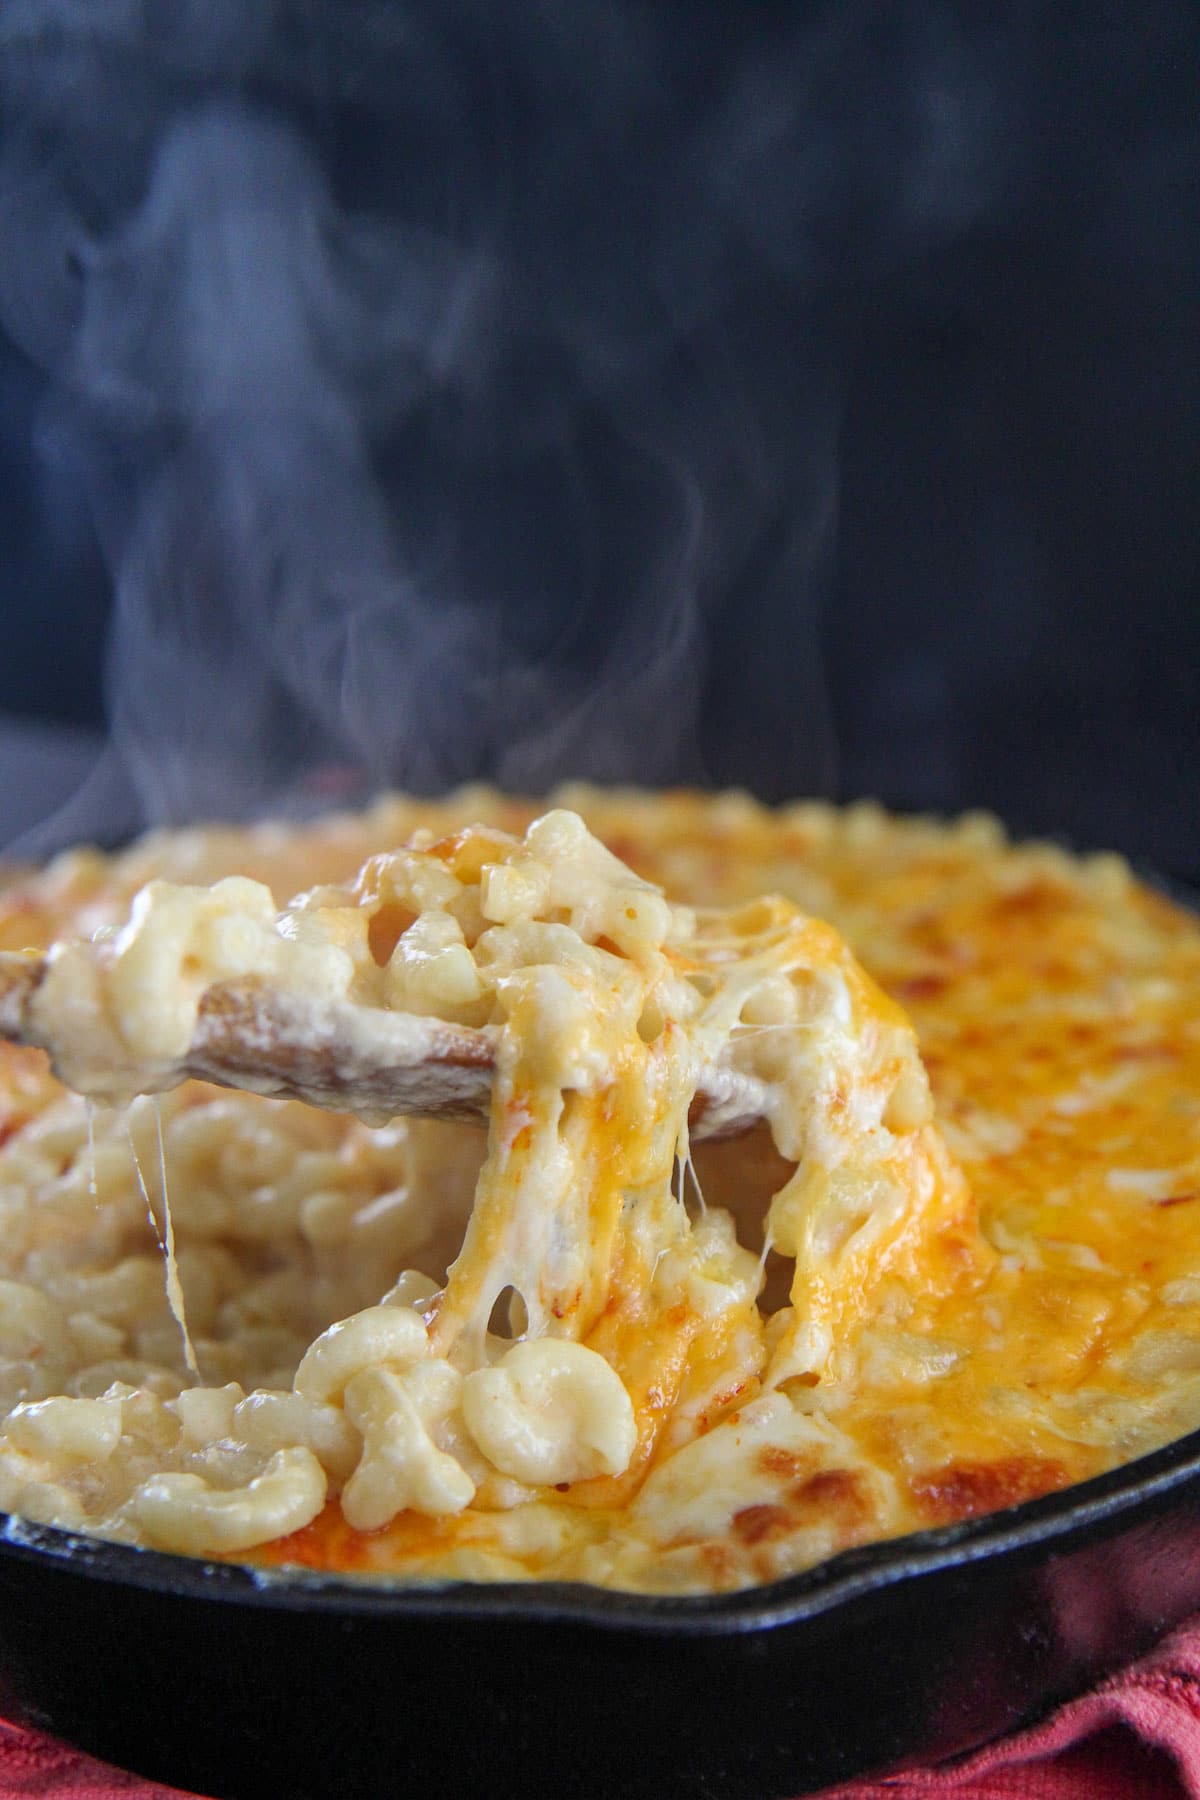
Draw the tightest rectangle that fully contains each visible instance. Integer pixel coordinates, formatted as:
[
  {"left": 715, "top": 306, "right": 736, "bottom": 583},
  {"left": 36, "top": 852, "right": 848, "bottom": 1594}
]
[
  {"left": 3, "top": 1618, "right": 1200, "bottom": 1799},
  {"left": 824, "top": 1613, "right": 1200, "bottom": 1800}
]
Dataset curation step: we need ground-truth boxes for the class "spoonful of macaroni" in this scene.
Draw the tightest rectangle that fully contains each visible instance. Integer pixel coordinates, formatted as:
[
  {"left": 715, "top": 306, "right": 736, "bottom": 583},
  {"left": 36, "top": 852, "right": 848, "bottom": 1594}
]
[
  {"left": 0, "top": 810, "right": 917, "bottom": 1149},
  {"left": 0, "top": 948, "right": 770, "bottom": 1141}
]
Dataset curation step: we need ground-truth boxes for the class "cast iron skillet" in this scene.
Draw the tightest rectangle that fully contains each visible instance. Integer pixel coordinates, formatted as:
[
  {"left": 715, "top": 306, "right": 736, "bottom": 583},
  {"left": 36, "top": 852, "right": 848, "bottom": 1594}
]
[
  {"left": 2, "top": 1423, "right": 1200, "bottom": 1799},
  {"left": 1, "top": 865, "right": 1198, "bottom": 1799}
]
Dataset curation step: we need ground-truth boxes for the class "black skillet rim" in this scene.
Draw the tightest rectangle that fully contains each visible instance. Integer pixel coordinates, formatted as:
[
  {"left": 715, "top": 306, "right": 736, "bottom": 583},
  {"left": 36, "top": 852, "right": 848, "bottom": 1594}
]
[{"left": 4, "top": 1411, "right": 1200, "bottom": 1635}]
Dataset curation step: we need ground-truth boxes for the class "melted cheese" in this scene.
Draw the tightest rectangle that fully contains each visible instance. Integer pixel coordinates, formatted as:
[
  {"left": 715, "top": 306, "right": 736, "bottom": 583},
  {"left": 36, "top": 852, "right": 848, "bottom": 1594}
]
[{"left": 0, "top": 790, "right": 1197, "bottom": 1592}]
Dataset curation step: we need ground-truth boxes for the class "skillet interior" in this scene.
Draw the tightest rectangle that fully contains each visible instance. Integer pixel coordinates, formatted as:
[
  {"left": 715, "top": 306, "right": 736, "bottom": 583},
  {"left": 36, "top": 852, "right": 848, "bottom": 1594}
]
[
  {"left": 0, "top": 856, "right": 1197, "bottom": 1796},
  {"left": 3, "top": 1417, "right": 1200, "bottom": 1799}
]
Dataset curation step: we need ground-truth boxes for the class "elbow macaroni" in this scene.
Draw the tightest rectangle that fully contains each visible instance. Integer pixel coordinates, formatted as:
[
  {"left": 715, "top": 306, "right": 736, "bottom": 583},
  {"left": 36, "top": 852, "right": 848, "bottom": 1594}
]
[
  {"left": 131, "top": 1447, "right": 327, "bottom": 1555},
  {"left": 342, "top": 1365, "right": 474, "bottom": 1526},
  {"left": 461, "top": 1341, "right": 637, "bottom": 1487}
]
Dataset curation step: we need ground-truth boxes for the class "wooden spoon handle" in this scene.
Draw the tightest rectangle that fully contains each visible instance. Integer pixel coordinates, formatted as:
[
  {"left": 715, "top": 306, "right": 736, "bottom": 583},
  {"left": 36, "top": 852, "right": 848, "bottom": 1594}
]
[{"left": 0, "top": 953, "right": 767, "bottom": 1140}]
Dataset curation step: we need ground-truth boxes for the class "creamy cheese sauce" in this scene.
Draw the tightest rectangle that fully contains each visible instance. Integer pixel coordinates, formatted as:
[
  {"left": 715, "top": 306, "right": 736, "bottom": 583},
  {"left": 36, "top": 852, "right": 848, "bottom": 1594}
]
[{"left": 0, "top": 790, "right": 1196, "bottom": 1592}]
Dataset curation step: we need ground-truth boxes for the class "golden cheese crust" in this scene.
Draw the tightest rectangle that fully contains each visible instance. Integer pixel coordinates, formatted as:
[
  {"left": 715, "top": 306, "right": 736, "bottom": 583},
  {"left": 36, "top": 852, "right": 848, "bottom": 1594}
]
[{"left": 0, "top": 788, "right": 1197, "bottom": 1593}]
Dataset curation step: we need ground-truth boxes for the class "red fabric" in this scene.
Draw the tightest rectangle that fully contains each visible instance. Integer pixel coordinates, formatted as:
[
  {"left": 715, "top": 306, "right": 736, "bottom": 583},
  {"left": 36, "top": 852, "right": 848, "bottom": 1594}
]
[
  {"left": 823, "top": 1613, "right": 1200, "bottom": 1799},
  {"left": 3, "top": 1619, "right": 1200, "bottom": 1798},
  {"left": 0, "top": 1724, "right": 197, "bottom": 1798}
]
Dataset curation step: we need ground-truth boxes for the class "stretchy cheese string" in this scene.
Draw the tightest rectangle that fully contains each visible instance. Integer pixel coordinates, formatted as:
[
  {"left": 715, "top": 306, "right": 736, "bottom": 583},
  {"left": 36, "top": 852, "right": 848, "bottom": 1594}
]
[{"left": 126, "top": 1106, "right": 199, "bottom": 1377}]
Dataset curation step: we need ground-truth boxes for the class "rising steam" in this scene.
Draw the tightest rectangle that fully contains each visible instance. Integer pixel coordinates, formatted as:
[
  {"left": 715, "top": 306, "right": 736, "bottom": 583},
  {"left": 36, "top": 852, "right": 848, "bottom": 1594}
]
[{"left": 0, "top": 2, "right": 1005, "bottom": 838}]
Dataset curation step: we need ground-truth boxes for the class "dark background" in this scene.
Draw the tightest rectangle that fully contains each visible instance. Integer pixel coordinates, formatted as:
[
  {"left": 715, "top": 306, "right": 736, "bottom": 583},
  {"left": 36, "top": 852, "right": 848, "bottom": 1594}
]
[{"left": 1, "top": 3, "right": 1197, "bottom": 869}]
